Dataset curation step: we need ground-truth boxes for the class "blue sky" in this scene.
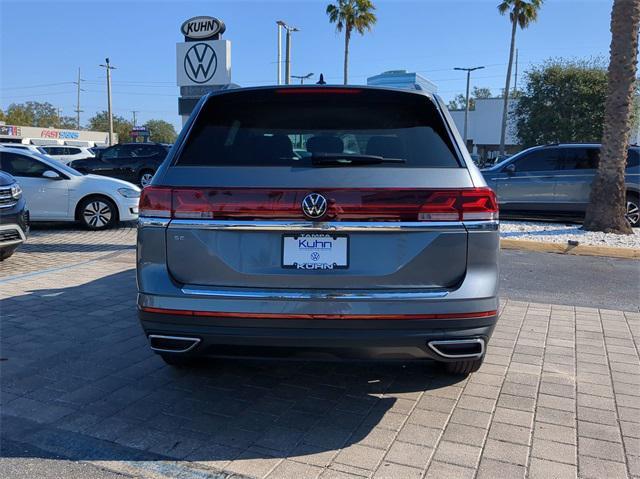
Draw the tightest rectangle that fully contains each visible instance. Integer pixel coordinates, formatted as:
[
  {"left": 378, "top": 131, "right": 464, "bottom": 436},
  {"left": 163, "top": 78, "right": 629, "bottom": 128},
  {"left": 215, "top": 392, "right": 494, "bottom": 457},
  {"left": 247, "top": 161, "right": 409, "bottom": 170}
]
[{"left": 1, "top": 0, "right": 613, "bottom": 131}]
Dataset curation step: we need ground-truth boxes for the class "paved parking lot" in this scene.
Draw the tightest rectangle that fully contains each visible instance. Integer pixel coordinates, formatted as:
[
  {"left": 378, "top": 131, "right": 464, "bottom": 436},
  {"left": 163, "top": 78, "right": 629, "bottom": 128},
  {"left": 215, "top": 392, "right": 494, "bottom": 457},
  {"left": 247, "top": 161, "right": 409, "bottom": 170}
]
[{"left": 1, "top": 226, "right": 639, "bottom": 478}]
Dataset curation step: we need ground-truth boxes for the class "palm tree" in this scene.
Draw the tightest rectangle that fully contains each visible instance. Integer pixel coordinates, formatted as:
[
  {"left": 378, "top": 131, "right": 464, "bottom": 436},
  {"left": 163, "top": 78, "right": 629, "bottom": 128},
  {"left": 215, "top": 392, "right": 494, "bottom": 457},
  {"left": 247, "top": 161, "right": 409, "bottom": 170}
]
[
  {"left": 326, "top": 0, "right": 377, "bottom": 85},
  {"left": 584, "top": 0, "right": 639, "bottom": 234},
  {"left": 497, "top": 0, "right": 543, "bottom": 156}
]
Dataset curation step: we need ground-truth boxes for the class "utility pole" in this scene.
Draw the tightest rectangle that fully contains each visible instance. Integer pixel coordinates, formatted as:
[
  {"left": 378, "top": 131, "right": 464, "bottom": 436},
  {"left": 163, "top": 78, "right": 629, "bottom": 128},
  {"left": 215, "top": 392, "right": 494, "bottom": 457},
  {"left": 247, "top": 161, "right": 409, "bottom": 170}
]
[
  {"left": 454, "top": 66, "right": 485, "bottom": 146},
  {"left": 132, "top": 110, "right": 139, "bottom": 127},
  {"left": 73, "top": 67, "right": 84, "bottom": 130},
  {"left": 291, "top": 73, "right": 314, "bottom": 84},
  {"left": 276, "top": 21, "right": 299, "bottom": 85},
  {"left": 99, "top": 58, "right": 116, "bottom": 145},
  {"left": 276, "top": 21, "right": 283, "bottom": 85}
]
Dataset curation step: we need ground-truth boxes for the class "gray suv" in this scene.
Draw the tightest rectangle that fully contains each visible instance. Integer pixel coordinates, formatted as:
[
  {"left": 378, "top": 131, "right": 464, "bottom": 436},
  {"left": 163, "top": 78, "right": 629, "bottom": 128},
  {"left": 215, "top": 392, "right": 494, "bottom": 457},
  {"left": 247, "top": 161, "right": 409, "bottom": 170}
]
[
  {"left": 482, "top": 144, "right": 640, "bottom": 226},
  {"left": 137, "top": 86, "right": 499, "bottom": 375}
]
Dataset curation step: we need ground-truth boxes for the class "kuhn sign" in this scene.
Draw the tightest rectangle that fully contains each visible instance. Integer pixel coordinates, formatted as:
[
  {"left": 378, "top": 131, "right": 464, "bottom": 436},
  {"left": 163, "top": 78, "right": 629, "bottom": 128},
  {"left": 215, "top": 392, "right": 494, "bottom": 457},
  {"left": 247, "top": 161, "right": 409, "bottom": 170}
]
[{"left": 181, "top": 16, "right": 225, "bottom": 40}]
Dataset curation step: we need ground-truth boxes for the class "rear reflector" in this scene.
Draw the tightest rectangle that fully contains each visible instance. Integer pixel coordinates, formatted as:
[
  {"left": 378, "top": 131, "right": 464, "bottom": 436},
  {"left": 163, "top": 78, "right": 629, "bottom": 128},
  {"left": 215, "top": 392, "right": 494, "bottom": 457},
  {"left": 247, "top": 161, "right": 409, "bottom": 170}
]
[
  {"left": 139, "top": 187, "right": 498, "bottom": 222},
  {"left": 140, "top": 306, "right": 497, "bottom": 320}
]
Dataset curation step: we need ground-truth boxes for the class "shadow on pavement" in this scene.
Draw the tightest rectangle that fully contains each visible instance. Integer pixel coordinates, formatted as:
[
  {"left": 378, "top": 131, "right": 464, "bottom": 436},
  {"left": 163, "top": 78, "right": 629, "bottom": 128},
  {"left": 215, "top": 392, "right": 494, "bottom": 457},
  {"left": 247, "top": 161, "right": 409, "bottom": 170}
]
[{"left": 1, "top": 270, "right": 464, "bottom": 468}]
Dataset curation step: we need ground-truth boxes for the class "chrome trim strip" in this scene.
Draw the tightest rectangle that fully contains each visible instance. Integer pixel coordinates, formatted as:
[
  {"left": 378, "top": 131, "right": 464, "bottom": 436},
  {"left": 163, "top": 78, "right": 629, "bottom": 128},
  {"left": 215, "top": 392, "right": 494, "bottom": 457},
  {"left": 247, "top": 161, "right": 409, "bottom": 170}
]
[
  {"left": 168, "top": 219, "right": 470, "bottom": 232},
  {"left": 138, "top": 217, "right": 170, "bottom": 228},
  {"left": 181, "top": 287, "right": 449, "bottom": 300},
  {"left": 428, "top": 338, "right": 485, "bottom": 359},
  {"left": 148, "top": 334, "right": 201, "bottom": 353},
  {"left": 463, "top": 220, "right": 500, "bottom": 231}
]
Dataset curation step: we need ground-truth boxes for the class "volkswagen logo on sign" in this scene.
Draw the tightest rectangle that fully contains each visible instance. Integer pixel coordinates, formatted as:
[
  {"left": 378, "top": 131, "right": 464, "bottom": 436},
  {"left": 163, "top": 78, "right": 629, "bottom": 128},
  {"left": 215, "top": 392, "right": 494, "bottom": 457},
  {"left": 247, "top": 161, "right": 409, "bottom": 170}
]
[
  {"left": 302, "top": 193, "right": 328, "bottom": 219},
  {"left": 184, "top": 43, "right": 217, "bottom": 83}
]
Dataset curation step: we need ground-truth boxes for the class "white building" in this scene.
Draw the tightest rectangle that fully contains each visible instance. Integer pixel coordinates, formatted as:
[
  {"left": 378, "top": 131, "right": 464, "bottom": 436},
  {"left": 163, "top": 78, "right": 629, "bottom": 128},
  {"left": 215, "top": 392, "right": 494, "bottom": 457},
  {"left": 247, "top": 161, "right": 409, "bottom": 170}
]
[
  {"left": 448, "top": 98, "right": 519, "bottom": 160},
  {"left": 367, "top": 70, "right": 437, "bottom": 93},
  {"left": 0, "top": 123, "right": 114, "bottom": 147}
]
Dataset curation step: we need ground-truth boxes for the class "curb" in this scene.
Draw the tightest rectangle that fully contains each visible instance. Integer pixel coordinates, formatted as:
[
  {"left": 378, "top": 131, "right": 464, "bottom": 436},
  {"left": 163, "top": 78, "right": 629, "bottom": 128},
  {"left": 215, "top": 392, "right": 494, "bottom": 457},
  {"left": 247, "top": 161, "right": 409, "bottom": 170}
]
[
  {"left": 500, "top": 238, "right": 640, "bottom": 259},
  {"left": 500, "top": 238, "right": 639, "bottom": 259}
]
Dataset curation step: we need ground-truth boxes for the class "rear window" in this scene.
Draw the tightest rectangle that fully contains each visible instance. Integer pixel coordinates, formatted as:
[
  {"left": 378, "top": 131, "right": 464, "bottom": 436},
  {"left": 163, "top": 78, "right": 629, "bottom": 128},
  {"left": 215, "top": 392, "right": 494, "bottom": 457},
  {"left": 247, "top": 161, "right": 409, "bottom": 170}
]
[{"left": 175, "top": 88, "right": 461, "bottom": 168}]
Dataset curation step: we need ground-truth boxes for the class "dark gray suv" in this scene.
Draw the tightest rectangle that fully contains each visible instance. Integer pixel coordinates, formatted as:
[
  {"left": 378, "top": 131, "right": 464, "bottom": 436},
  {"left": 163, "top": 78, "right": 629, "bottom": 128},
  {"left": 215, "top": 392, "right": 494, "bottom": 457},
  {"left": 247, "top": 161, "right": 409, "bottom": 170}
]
[
  {"left": 482, "top": 144, "right": 640, "bottom": 226},
  {"left": 136, "top": 86, "right": 499, "bottom": 375}
]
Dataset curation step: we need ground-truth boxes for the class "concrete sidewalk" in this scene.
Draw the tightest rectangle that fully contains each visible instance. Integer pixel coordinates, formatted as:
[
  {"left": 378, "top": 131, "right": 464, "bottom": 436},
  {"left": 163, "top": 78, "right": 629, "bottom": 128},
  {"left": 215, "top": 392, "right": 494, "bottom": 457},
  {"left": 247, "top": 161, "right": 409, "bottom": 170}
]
[{"left": 1, "top": 246, "right": 639, "bottom": 478}]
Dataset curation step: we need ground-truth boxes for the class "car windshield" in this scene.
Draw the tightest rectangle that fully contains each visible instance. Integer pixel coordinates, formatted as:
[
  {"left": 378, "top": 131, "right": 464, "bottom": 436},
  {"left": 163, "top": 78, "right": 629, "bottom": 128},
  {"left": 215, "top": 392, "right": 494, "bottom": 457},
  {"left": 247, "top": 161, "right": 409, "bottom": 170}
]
[
  {"left": 33, "top": 153, "right": 82, "bottom": 176},
  {"left": 176, "top": 88, "right": 462, "bottom": 168}
]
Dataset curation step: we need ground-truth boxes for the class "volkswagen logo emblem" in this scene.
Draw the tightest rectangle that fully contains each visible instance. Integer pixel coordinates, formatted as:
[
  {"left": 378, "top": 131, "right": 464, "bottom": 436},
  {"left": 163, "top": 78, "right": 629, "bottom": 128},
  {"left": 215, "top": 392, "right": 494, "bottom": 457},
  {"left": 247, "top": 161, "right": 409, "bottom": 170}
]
[
  {"left": 184, "top": 43, "right": 217, "bottom": 83},
  {"left": 302, "top": 193, "right": 328, "bottom": 219}
]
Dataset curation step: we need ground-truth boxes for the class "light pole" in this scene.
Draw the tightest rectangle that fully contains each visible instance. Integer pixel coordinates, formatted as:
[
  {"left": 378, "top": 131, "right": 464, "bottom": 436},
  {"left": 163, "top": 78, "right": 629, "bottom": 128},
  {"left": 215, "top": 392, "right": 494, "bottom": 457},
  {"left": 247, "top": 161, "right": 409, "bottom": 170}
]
[
  {"left": 99, "top": 58, "right": 116, "bottom": 145},
  {"left": 291, "top": 73, "right": 313, "bottom": 84},
  {"left": 276, "top": 21, "right": 283, "bottom": 85},
  {"left": 454, "top": 66, "right": 484, "bottom": 146},
  {"left": 276, "top": 21, "right": 299, "bottom": 85}
]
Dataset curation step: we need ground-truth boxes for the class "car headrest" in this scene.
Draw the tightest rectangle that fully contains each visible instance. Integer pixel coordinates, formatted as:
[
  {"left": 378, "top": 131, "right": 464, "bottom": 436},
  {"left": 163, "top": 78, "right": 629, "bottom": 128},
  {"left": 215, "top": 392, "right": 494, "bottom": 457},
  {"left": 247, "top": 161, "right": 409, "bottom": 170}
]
[
  {"left": 366, "top": 136, "right": 405, "bottom": 159},
  {"left": 306, "top": 135, "right": 344, "bottom": 154},
  {"left": 252, "top": 134, "right": 294, "bottom": 161}
]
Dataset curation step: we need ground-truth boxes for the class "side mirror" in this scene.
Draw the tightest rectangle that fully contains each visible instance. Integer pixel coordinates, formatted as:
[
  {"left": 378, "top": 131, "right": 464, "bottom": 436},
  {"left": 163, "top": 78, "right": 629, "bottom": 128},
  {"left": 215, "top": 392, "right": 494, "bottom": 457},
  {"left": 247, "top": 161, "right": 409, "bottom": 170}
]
[
  {"left": 504, "top": 163, "right": 516, "bottom": 174},
  {"left": 42, "top": 170, "right": 62, "bottom": 180}
]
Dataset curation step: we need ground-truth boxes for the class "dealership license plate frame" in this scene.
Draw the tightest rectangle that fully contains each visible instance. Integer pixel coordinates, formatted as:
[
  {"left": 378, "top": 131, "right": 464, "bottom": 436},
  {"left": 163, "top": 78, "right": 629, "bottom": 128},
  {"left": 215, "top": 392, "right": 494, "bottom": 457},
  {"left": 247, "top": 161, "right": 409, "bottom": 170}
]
[{"left": 282, "top": 233, "right": 349, "bottom": 269}]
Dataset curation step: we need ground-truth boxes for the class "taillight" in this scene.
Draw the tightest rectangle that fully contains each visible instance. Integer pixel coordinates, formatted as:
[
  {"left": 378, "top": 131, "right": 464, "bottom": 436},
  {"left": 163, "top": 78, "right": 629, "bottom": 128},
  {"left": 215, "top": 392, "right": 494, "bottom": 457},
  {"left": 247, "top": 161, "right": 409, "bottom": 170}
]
[
  {"left": 459, "top": 188, "right": 498, "bottom": 221},
  {"left": 139, "top": 187, "right": 497, "bottom": 222},
  {"left": 139, "top": 186, "right": 172, "bottom": 218}
]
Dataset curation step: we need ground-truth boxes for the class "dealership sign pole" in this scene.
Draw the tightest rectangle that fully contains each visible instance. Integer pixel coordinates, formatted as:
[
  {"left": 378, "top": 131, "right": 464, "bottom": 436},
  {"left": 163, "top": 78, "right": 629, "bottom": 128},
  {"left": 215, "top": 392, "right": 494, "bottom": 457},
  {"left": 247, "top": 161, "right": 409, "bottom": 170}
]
[{"left": 176, "top": 16, "right": 232, "bottom": 125}]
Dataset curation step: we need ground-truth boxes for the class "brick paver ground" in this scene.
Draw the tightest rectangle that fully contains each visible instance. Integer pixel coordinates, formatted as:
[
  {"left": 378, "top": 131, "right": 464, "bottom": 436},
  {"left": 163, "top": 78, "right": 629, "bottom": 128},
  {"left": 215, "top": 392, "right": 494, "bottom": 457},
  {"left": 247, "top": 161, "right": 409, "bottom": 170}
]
[{"left": 1, "top": 227, "right": 639, "bottom": 478}]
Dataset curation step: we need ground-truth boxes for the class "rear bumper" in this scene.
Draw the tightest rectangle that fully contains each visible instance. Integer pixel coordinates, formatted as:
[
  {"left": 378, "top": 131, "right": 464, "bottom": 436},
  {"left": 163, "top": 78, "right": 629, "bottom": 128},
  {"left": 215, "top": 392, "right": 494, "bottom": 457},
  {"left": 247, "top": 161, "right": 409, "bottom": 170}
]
[{"left": 138, "top": 309, "right": 498, "bottom": 361}]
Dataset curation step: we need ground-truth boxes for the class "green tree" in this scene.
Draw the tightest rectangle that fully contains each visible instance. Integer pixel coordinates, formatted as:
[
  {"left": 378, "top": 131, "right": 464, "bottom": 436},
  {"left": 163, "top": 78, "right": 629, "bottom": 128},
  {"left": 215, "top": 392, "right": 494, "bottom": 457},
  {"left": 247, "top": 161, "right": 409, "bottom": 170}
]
[
  {"left": 58, "top": 116, "right": 78, "bottom": 129},
  {"left": 498, "top": 0, "right": 544, "bottom": 155},
  {"left": 0, "top": 109, "right": 5, "bottom": 122},
  {"left": 447, "top": 87, "right": 493, "bottom": 110},
  {"left": 515, "top": 59, "right": 608, "bottom": 146},
  {"left": 326, "top": 0, "right": 377, "bottom": 85},
  {"left": 3, "top": 101, "right": 63, "bottom": 127},
  {"left": 144, "top": 119, "right": 177, "bottom": 143},
  {"left": 5, "top": 103, "right": 35, "bottom": 126},
  {"left": 584, "top": 0, "right": 639, "bottom": 234},
  {"left": 87, "top": 111, "right": 132, "bottom": 144}
]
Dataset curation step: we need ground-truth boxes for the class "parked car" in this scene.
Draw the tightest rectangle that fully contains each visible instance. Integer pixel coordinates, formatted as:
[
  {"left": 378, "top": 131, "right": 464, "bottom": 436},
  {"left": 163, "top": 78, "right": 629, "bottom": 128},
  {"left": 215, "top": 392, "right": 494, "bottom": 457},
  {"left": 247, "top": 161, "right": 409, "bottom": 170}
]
[
  {"left": 0, "top": 170, "right": 29, "bottom": 260},
  {"left": 39, "top": 145, "right": 94, "bottom": 164},
  {"left": 0, "top": 143, "right": 46, "bottom": 155},
  {"left": 137, "top": 85, "right": 500, "bottom": 375},
  {"left": 70, "top": 143, "right": 170, "bottom": 187},
  {"left": 0, "top": 148, "right": 140, "bottom": 230},
  {"left": 482, "top": 144, "right": 640, "bottom": 226}
]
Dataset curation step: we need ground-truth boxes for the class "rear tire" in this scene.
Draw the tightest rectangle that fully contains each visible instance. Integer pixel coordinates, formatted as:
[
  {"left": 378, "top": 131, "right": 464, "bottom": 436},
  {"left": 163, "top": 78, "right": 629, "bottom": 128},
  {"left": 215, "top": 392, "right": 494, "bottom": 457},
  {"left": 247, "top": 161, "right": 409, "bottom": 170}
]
[
  {"left": 626, "top": 193, "right": 639, "bottom": 227},
  {"left": 159, "top": 354, "right": 197, "bottom": 368},
  {"left": 444, "top": 357, "right": 484, "bottom": 375},
  {"left": 139, "top": 170, "right": 155, "bottom": 187}
]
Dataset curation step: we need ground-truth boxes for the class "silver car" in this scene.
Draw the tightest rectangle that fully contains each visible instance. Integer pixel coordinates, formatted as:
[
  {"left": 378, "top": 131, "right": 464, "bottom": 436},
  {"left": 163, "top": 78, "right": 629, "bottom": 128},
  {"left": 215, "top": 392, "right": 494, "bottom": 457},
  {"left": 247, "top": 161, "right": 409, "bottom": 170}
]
[
  {"left": 136, "top": 86, "right": 499, "bottom": 375},
  {"left": 482, "top": 144, "right": 640, "bottom": 226}
]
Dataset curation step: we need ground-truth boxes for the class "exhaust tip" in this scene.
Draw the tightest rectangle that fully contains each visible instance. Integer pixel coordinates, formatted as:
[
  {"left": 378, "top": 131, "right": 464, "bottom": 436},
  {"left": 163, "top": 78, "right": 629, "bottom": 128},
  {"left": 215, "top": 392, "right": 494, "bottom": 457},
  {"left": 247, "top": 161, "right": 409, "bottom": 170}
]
[
  {"left": 148, "top": 335, "right": 200, "bottom": 353},
  {"left": 428, "top": 338, "right": 485, "bottom": 359}
]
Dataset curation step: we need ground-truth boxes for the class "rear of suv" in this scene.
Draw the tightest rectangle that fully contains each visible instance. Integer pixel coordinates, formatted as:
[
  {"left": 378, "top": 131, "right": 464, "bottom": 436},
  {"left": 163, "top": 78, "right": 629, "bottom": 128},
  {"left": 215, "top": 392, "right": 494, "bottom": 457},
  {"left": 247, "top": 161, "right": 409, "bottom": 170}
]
[{"left": 137, "top": 86, "right": 500, "bottom": 375}]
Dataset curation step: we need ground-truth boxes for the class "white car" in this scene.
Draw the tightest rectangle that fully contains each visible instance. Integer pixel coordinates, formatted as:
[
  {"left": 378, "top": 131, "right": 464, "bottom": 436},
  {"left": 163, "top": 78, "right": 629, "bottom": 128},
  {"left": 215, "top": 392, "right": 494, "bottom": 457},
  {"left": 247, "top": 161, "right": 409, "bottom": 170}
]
[
  {"left": 0, "top": 143, "right": 46, "bottom": 155},
  {"left": 39, "top": 145, "right": 94, "bottom": 164},
  {"left": 0, "top": 148, "right": 140, "bottom": 229}
]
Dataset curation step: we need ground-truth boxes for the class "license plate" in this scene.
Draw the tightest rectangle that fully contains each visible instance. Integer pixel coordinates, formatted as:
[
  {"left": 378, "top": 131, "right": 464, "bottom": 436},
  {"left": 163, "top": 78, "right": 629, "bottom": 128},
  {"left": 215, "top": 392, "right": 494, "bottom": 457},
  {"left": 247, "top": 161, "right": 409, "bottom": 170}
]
[{"left": 282, "top": 234, "right": 349, "bottom": 269}]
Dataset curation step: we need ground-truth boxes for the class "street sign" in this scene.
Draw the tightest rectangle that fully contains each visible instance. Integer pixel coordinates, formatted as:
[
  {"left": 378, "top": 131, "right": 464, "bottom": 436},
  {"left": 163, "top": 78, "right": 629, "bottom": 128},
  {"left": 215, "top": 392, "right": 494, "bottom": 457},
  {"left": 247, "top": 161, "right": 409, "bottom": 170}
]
[{"left": 176, "top": 40, "right": 231, "bottom": 87}]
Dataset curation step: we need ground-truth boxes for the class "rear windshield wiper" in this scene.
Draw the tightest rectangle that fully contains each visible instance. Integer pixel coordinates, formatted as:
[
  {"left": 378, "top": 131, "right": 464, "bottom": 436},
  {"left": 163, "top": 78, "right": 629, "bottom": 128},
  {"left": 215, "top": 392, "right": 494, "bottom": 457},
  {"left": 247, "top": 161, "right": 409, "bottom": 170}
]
[{"left": 311, "top": 153, "right": 406, "bottom": 166}]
